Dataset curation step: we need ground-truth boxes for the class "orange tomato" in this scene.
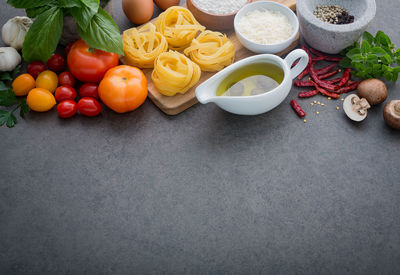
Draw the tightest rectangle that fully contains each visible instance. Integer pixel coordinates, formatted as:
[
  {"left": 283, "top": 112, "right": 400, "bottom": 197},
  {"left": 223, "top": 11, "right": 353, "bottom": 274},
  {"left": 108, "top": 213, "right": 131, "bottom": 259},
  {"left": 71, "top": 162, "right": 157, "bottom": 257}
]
[
  {"left": 12, "top": 73, "right": 36, "bottom": 96},
  {"left": 98, "top": 65, "right": 147, "bottom": 113},
  {"left": 27, "top": 88, "right": 56, "bottom": 112},
  {"left": 36, "top": 70, "right": 58, "bottom": 93}
]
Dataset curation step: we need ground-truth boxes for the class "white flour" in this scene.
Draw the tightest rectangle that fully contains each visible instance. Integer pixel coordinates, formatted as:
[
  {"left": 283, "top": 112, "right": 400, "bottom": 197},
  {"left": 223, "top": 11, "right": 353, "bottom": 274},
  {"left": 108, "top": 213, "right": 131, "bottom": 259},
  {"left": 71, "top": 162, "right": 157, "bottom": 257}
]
[{"left": 192, "top": 0, "right": 248, "bottom": 15}]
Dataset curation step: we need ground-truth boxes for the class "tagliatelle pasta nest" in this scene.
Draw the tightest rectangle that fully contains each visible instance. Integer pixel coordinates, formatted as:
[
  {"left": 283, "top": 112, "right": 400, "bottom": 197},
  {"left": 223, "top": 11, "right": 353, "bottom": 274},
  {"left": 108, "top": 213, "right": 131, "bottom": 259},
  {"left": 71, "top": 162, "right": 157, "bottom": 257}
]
[
  {"left": 155, "top": 6, "right": 205, "bottom": 51},
  {"left": 152, "top": 51, "right": 201, "bottom": 96},
  {"left": 184, "top": 31, "right": 235, "bottom": 72},
  {"left": 122, "top": 23, "right": 168, "bottom": 69}
]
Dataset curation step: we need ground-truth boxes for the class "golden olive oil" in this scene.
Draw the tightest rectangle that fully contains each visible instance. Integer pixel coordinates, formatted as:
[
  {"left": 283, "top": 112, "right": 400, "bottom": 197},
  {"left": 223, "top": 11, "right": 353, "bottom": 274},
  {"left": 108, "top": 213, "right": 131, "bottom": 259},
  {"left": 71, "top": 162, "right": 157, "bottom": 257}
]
[{"left": 216, "top": 63, "right": 284, "bottom": 97}]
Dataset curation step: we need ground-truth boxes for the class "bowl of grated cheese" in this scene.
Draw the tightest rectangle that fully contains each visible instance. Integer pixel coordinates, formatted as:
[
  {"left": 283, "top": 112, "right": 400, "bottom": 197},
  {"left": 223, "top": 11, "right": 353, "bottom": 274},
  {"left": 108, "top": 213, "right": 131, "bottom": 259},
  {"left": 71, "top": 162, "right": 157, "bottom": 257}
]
[
  {"left": 234, "top": 1, "right": 299, "bottom": 54},
  {"left": 187, "top": 0, "right": 252, "bottom": 30}
]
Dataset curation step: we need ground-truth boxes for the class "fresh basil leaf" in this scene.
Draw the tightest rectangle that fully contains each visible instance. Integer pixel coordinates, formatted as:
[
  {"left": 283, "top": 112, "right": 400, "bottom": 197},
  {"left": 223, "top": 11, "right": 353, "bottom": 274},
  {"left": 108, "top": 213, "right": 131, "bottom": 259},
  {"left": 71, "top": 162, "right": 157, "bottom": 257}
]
[
  {"left": 0, "top": 72, "right": 12, "bottom": 81},
  {"left": 371, "top": 47, "right": 388, "bottom": 57},
  {"left": 26, "top": 5, "right": 53, "bottom": 18},
  {"left": 354, "top": 63, "right": 365, "bottom": 71},
  {"left": 22, "top": 6, "right": 64, "bottom": 62},
  {"left": 6, "top": 0, "right": 54, "bottom": 8},
  {"left": 382, "top": 54, "right": 392, "bottom": 64},
  {"left": 392, "top": 72, "right": 399, "bottom": 82},
  {"left": 19, "top": 100, "right": 29, "bottom": 118},
  {"left": 0, "top": 110, "right": 9, "bottom": 126},
  {"left": 70, "top": 0, "right": 100, "bottom": 31},
  {"left": 376, "top": 31, "right": 391, "bottom": 47},
  {"left": 59, "top": 0, "right": 82, "bottom": 8},
  {"left": 78, "top": 7, "right": 123, "bottom": 55},
  {"left": 351, "top": 54, "right": 364, "bottom": 62},
  {"left": 361, "top": 40, "right": 370, "bottom": 54},
  {"left": 0, "top": 81, "right": 8, "bottom": 91},
  {"left": 346, "top": 48, "right": 361, "bottom": 59},
  {"left": 363, "top": 31, "right": 374, "bottom": 45},
  {"left": 366, "top": 54, "right": 378, "bottom": 63}
]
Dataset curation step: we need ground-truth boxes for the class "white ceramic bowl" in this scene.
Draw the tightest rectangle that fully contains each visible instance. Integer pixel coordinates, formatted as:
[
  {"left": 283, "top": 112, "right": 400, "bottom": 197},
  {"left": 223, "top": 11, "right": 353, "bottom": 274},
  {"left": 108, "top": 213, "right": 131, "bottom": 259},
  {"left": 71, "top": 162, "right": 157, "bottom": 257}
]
[{"left": 234, "top": 1, "right": 299, "bottom": 54}]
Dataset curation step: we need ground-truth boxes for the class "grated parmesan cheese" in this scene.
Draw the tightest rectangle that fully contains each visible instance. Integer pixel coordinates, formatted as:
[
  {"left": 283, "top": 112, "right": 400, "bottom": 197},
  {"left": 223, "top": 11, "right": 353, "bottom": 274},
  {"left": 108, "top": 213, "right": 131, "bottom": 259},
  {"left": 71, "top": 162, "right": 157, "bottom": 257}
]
[
  {"left": 192, "top": 0, "right": 248, "bottom": 15},
  {"left": 237, "top": 9, "right": 293, "bottom": 45}
]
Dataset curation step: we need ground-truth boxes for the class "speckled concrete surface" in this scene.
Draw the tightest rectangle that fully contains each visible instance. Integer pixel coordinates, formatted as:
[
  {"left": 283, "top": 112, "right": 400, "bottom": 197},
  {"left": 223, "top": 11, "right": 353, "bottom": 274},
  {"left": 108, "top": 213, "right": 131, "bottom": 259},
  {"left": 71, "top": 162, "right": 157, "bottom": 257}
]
[{"left": 1, "top": 0, "right": 400, "bottom": 274}]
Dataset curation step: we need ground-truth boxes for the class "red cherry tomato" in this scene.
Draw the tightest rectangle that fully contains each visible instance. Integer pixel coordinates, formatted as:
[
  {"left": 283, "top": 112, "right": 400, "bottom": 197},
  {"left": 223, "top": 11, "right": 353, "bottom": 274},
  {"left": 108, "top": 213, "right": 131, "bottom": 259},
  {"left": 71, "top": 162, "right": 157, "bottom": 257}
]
[
  {"left": 79, "top": 83, "right": 99, "bottom": 99},
  {"left": 59, "top": 71, "right": 75, "bottom": 87},
  {"left": 67, "top": 39, "right": 119, "bottom": 82},
  {"left": 27, "top": 61, "right": 47, "bottom": 79},
  {"left": 47, "top": 53, "right": 65, "bottom": 72},
  {"left": 64, "top": 41, "right": 75, "bottom": 57},
  {"left": 78, "top": 97, "right": 102, "bottom": 117},
  {"left": 55, "top": 85, "right": 77, "bottom": 102},
  {"left": 57, "top": 100, "right": 78, "bottom": 118}
]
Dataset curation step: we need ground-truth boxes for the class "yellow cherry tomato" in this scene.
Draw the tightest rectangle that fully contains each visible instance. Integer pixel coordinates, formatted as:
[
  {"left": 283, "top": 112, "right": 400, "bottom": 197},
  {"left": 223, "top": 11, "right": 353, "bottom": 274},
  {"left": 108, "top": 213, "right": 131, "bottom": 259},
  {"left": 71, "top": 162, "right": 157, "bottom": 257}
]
[
  {"left": 12, "top": 73, "right": 36, "bottom": 96},
  {"left": 36, "top": 70, "right": 58, "bottom": 93},
  {"left": 27, "top": 88, "right": 56, "bottom": 112}
]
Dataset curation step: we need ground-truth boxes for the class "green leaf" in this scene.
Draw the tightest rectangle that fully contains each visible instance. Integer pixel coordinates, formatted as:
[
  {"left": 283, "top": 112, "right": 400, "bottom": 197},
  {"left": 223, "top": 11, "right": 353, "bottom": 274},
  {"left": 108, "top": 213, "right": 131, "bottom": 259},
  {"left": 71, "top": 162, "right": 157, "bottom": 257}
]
[
  {"left": 6, "top": 0, "right": 53, "bottom": 8},
  {"left": 0, "top": 72, "right": 12, "bottom": 81},
  {"left": 0, "top": 110, "right": 10, "bottom": 126},
  {"left": 339, "top": 57, "right": 353, "bottom": 68},
  {"left": 354, "top": 63, "right": 365, "bottom": 71},
  {"left": 393, "top": 72, "right": 399, "bottom": 82},
  {"left": 376, "top": 30, "right": 391, "bottom": 47},
  {"left": 26, "top": 5, "right": 53, "bottom": 18},
  {"left": 382, "top": 54, "right": 392, "bottom": 64},
  {"left": 22, "top": 6, "right": 64, "bottom": 62},
  {"left": 19, "top": 100, "right": 29, "bottom": 118},
  {"left": 0, "top": 89, "right": 18, "bottom": 106},
  {"left": 366, "top": 54, "right": 378, "bottom": 63},
  {"left": 0, "top": 81, "right": 8, "bottom": 91},
  {"left": 371, "top": 47, "right": 388, "bottom": 57},
  {"left": 6, "top": 112, "right": 17, "bottom": 128},
  {"left": 346, "top": 48, "right": 361, "bottom": 59},
  {"left": 363, "top": 31, "right": 375, "bottom": 45},
  {"left": 70, "top": 0, "right": 99, "bottom": 31},
  {"left": 78, "top": 7, "right": 123, "bottom": 55},
  {"left": 351, "top": 54, "right": 365, "bottom": 62},
  {"left": 59, "top": 0, "right": 82, "bottom": 8},
  {"left": 361, "top": 40, "right": 371, "bottom": 53}
]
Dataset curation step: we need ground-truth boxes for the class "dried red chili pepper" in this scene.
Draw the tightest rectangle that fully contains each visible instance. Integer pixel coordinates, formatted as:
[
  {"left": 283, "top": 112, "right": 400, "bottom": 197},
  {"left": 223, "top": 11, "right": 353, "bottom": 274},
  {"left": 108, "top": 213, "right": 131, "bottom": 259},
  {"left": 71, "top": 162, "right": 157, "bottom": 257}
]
[
  {"left": 324, "top": 56, "right": 342, "bottom": 62},
  {"left": 297, "top": 67, "right": 309, "bottom": 80},
  {"left": 336, "top": 81, "right": 360, "bottom": 94},
  {"left": 312, "top": 56, "right": 325, "bottom": 61},
  {"left": 315, "top": 63, "right": 337, "bottom": 75},
  {"left": 338, "top": 68, "right": 351, "bottom": 87},
  {"left": 309, "top": 64, "right": 339, "bottom": 91},
  {"left": 325, "top": 78, "right": 342, "bottom": 84},
  {"left": 290, "top": 99, "right": 306, "bottom": 117},
  {"left": 301, "top": 45, "right": 313, "bottom": 66},
  {"left": 317, "top": 86, "right": 340, "bottom": 98},
  {"left": 298, "top": 90, "right": 318, "bottom": 98},
  {"left": 294, "top": 80, "right": 314, "bottom": 87},
  {"left": 319, "top": 69, "right": 341, "bottom": 80},
  {"left": 308, "top": 47, "right": 324, "bottom": 57}
]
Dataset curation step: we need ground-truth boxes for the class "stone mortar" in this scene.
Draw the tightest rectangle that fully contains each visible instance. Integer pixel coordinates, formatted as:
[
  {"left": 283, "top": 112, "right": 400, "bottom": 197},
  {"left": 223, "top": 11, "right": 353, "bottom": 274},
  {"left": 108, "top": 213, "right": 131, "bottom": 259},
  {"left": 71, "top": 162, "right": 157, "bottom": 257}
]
[{"left": 297, "top": 0, "right": 376, "bottom": 54}]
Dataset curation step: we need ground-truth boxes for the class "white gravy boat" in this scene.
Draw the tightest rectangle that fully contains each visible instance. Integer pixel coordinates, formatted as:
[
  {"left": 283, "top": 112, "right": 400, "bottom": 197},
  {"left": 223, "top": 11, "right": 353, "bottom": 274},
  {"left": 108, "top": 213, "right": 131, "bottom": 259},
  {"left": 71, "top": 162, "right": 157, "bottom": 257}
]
[{"left": 195, "top": 49, "right": 309, "bottom": 115}]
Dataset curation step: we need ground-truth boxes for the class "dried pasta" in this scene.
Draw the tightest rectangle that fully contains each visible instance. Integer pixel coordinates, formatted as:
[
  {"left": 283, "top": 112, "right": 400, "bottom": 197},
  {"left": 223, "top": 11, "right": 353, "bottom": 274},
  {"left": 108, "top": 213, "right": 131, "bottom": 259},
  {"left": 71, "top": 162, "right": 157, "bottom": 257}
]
[
  {"left": 152, "top": 51, "right": 201, "bottom": 96},
  {"left": 155, "top": 6, "right": 205, "bottom": 51},
  {"left": 184, "top": 31, "right": 235, "bottom": 72},
  {"left": 122, "top": 23, "right": 168, "bottom": 69}
]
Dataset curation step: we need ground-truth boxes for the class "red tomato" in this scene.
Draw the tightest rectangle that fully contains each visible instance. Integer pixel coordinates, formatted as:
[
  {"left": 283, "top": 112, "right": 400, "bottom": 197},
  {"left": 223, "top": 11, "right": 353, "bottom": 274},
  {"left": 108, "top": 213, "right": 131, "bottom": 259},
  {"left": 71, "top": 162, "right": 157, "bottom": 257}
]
[
  {"left": 47, "top": 53, "right": 65, "bottom": 72},
  {"left": 64, "top": 41, "right": 75, "bottom": 57},
  {"left": 59, "top": 71, "right": 75, "bottom": 87},
  {"left": 78, "top": 97, "right": 102, "bottom": 117},
  {"left": 67, "top": 39, "right": 119, "bottom": 82},
  {"left": 27, "top": 61, "right": 47, "bottom": 79},
  {"left": 79, "top": 83, "right": 99, "bottom": 99},
  {"left": 55, "top": 86, "right": 77, "bottom": 102},
  {"left": 57, "top": 100, "right": 78, "bottom": 118}
]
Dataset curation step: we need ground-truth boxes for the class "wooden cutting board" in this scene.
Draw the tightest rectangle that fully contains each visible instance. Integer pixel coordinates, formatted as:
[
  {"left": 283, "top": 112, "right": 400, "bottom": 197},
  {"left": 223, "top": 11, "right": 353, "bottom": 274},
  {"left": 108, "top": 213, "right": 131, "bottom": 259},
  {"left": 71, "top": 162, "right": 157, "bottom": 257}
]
[{"left": 121, "top": 0, "right": 298, "bottom": 115}]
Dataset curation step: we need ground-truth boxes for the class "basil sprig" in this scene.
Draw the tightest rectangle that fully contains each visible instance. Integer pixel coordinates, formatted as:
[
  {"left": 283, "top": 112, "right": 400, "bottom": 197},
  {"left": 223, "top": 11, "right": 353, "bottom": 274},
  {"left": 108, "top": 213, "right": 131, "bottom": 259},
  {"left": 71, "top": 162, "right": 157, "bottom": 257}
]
[
  {"left": 340, "top": 31, "right": 400, "bottom": 82},
  {"left": 7, "top": 0, "right": 123, "bottom": 63}
]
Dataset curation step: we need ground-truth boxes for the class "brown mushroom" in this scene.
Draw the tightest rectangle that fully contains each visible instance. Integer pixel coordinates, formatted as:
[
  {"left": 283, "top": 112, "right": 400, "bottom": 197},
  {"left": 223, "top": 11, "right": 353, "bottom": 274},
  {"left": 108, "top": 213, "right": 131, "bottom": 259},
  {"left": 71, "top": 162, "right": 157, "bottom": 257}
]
[
  {"left": 357, "top": 78, "right": 388, "bottom": 105},
  {"left": 383, "top": 100, "right": 400, "bottom": 129},
  {"left": 343, "top": 94, "right": 371, "bottom": 122}
]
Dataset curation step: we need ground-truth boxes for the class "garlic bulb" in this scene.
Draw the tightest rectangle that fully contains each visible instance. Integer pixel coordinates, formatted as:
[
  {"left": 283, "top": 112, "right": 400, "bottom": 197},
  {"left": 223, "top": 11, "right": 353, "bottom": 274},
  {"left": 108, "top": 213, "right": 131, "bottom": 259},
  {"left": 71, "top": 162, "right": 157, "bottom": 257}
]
[
  {"left": 2, "top": 16, "right": 33, "bottom": 50},
  {"left": 0, "top": 47, "right": 21, "bottom": 72}
]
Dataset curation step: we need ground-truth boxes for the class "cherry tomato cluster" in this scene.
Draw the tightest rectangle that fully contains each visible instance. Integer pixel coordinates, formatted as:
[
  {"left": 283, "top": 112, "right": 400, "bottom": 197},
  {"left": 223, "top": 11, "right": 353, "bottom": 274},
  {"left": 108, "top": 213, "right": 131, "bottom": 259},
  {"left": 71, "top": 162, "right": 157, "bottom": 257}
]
[{"left": 26, "top": 42, "right": 103, "bottom": 119}]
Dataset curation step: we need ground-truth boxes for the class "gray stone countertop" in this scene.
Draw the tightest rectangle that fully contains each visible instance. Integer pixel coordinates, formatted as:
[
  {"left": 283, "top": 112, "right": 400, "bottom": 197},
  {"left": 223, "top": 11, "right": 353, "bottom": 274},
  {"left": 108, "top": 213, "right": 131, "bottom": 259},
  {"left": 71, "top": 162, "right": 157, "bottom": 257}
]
[{"left": 1, "top": 0, "right": 400, "bottom": 273}]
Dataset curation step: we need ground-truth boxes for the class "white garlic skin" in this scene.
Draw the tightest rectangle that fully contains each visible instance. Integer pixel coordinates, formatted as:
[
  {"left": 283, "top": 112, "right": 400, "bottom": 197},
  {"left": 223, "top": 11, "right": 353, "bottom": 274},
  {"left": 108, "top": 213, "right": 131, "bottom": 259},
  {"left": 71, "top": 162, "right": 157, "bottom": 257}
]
[
  {"left": 2, "top": 16, "right": 33, "bottom": 50},
  {"left": 0, "top": 47, "right": 21, "bottom": 72}
]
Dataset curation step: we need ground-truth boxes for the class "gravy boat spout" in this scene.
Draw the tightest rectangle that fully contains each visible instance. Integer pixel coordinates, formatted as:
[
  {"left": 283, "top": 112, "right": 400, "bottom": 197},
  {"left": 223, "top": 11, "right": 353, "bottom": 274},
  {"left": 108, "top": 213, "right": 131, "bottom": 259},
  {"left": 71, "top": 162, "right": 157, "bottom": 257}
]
[{"left": 195, "top": 49, "right": 309, "bottom": 115}]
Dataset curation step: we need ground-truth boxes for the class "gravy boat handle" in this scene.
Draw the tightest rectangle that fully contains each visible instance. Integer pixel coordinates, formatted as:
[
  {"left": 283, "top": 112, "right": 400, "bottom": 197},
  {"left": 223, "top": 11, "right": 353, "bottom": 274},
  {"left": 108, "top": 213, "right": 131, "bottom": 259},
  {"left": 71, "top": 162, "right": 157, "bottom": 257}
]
[{"left": 284, "top": 49, "right": 309, "bottom": 79}]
